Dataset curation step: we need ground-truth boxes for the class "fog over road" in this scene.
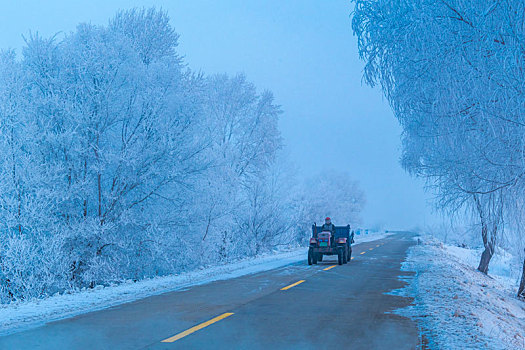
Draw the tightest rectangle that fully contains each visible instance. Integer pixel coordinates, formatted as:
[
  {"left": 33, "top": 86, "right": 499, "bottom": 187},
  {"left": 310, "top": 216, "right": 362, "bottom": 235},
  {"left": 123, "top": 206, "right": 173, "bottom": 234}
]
[{"left": 0, "top": 233, "right": 418, "bottom": 349}]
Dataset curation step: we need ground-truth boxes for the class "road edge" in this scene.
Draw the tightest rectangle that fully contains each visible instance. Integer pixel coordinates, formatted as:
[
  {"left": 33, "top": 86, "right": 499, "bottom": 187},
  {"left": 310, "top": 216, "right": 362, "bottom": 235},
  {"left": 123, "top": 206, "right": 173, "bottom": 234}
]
[{"left": 0, "top": 232, "right": 391, "bottom": 337}]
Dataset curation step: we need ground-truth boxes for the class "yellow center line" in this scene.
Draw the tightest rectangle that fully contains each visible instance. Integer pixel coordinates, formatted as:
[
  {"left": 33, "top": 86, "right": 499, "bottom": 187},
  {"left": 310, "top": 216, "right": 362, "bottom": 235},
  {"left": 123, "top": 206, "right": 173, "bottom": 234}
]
[
  {"left": 376, "top": 244, "right": 380, "bottom": 247},
  {"left": 369, "top": 248, "right": 373, "bottom": 251},
  {"left": 351, "top": 257, "right": 355, "bottom": 260},
  {"left": 323, "top": 265, "right": 337, "bottom": 271},
  {"left": 161, "top": 312, "right": 234, "bottom": 343},
  {"left": 360, "top": 251, "right": 366, "bottom": 255},
  {"left": 281, "top": 280, "right": 305, "bottom": 290}
]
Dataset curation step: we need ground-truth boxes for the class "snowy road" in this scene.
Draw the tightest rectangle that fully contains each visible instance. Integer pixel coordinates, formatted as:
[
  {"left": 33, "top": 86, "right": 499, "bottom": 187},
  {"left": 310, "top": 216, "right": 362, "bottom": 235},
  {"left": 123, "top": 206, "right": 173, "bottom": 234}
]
[{"left": 0, "top": 233, "right": 418, "bottom": 349}]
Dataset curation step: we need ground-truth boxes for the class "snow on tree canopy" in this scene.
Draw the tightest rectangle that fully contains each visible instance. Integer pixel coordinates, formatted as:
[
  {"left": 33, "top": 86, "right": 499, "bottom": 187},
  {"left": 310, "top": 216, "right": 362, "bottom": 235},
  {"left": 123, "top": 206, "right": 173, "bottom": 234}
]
[
  {"left": 0, "top": 8, "right": 365, "bottom": 303},
  {"left": 352, "top": 0, "right": 525, "bottom": 296}
]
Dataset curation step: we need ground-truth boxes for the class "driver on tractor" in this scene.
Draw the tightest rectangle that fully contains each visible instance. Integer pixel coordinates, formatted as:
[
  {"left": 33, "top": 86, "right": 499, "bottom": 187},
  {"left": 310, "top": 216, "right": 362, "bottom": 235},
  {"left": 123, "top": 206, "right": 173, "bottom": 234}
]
[{"left": 321, "top": 217, "right": 336, "bottom": 246}]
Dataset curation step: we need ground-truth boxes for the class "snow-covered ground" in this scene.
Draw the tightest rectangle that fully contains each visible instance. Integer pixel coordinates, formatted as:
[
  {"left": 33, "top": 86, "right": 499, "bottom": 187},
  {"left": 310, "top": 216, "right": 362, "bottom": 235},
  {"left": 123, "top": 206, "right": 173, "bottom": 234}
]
[{"left": 392, "top": 235, "right": 525, "bottom": 350}]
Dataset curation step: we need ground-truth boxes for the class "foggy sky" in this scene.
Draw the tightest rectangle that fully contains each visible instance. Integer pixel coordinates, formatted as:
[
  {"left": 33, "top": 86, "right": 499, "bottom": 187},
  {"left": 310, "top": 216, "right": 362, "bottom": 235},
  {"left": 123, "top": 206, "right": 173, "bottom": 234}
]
[{"left": 0, "top": 0, "right": 440, "bottom": 229}]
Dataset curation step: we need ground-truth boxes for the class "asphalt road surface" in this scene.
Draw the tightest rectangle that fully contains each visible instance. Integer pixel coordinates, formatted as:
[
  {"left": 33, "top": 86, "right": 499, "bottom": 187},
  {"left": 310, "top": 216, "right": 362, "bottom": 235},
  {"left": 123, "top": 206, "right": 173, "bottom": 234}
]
[{"left": 0, "top": 232, "right": 419, "bottom": 350}]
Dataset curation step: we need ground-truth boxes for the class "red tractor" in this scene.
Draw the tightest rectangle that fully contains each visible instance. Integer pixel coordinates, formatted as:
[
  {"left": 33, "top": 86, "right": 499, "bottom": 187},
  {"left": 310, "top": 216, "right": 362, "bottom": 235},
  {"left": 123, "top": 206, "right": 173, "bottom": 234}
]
[{"left": 308, "top": 224, "right": 353, "bottom": 265}]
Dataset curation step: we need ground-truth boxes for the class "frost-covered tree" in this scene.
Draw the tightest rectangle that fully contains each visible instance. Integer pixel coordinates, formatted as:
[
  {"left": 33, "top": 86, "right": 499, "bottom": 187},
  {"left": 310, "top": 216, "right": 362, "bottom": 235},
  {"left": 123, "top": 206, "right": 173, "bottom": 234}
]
[
  {"left": 194, "top": 73, "right": 283, "bottom": 258},
  {"left": 302, "top": 172, "right": 365, "bottom": 227},
  {"left": 0, "top": 8, "right": 337, "bottom": 302},
  {"left": 352, "top": 0, "right": 525, "bottom": 295}
]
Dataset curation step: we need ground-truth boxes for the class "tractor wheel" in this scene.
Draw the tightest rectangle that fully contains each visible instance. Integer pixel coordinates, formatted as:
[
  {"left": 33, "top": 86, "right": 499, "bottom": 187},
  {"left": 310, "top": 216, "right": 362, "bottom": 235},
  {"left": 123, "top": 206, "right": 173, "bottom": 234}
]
[
  {"left": 317, "top": 254, "right": 323, "bottom": 262},
  {"left": 337, "top": 248, "right": 343, "bottom": 265},
  {"left": 348, "top": 247, "right": 352, "bottom": 260},
  {"left": 308, "top": 248, "right": 313, "bottom": 265},
  {"left": 313, "top": 251, "right": 318, "bottom": 264},
  {"left": 343, "top": 248, "right": 348, "bottom": 264}
]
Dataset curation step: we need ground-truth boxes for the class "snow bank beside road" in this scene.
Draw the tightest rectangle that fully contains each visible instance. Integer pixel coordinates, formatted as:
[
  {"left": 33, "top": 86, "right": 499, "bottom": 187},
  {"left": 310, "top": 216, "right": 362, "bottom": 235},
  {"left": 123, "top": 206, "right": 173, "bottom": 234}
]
[
  {"left": 393, "top": 237, "right": 525, "bottom": 350},
  {"left": 0, "top": 248, "right": 306, "bottom": 336}
]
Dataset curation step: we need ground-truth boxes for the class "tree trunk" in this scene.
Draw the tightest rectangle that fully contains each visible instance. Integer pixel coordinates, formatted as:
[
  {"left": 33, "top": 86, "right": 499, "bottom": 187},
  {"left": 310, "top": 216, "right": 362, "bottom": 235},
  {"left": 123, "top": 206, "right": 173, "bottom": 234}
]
[
  {"left": 97, "top": 172, "right": 102, "bottom": 221},
  {"left": 518, "top": 249, "right": 525, "bottom": 300},
  {"left": 477, "top": 223, "right": 495, "bottom": 274},
  {"left": 83, "top": 159, "right": 88, "bottom": 218},
  {"left": 477, "top": 246, "right": 493, "bottom": 274},
  {"left": 95, "top": 134, "right": 102, "bottom": 224}
]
